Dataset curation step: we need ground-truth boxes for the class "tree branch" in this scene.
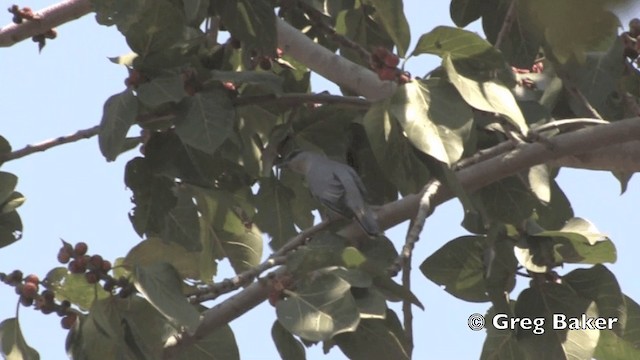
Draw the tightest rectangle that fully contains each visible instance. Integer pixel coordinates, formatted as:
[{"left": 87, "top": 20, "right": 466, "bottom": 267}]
[
  {"left": 184, "top": 117, "right": 640, "bottom": 346},
  {"left": 0, "top": 125, "right": 100, "bottom": 163},
  {"left": 232, "top": 93, "right": 371, "bottom": 108},
  {"left": 0, "top": 0, "right": 91, "bottom": 47}
]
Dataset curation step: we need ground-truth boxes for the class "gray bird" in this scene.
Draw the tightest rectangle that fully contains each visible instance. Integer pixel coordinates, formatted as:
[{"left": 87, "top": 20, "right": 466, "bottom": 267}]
[{"left": 280, "top": 150, "right": 381, "bottom": 236}]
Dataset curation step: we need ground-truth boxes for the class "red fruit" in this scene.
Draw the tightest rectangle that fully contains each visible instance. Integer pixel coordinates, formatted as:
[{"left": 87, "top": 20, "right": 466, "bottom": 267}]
[
  {"left": 85, "top": 272, "right": 99, "bottom": 284},
  {"left": 89, "top": 255, "right": 103, "bottom": 269},
  {"left": 42, "top": 290, "right": 55, "bottom": 303},
  {"left": 20, "top": 296, "right": 34, "bottom": 307},
  {"left": 101, "top": 260, "right": 112, "bottom": 272},
  {"left": 58, "top": 250, "right": 71, "bottom": 264},
  {"left": 25, "top": 274, "right": 39, "bottom": 285},
  {"left": 22, "top": 282, "right": 38, "bottom": 298},
  {"left": 384, "top": 54, "right": 400, "bottom": 68},
  {"left": 61, "top": 314, "right": 77, "bottom": 330},
  {"left": 74, "top": 242, "right": 88, "bottom": 256},
  {"left": 68, "top": 260, "right": 86, "bottom": 274}
]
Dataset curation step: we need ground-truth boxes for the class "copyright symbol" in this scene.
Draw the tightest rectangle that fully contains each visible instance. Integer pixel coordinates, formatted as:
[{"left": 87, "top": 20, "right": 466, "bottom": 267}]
[{"left": 468, "top": 313, "right": 485, "bottom": 331}]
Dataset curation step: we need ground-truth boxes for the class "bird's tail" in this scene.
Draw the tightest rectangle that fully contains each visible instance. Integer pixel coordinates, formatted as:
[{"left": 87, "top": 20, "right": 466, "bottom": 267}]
[{"left": 355, "top": 206, "right": 381, "bottom": 236}]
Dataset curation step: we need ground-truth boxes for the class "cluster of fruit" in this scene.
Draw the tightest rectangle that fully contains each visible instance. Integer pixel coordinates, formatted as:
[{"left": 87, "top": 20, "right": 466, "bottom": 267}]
[{"left": 0, "top": 270, "right": 76, "bottom": 329}]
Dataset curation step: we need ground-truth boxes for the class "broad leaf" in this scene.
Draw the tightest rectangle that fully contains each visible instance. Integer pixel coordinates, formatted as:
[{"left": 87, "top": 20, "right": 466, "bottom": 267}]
[
  {"left": 254, "top": 177, "right": 298, "bottom": 250},
  {"left": 366, "top": 0, "right": 411, "bottom": 57},
  {"left": 44, "top": 267, "right": 110, "bottom": 311},
  {"left": 174, "top": 323, "right": 240, "bottom": 360},
  {"left": 174, "top": 89, "right": 235, "bottom": 155},
  {"left": 480, "top": 301, "right": 525, "bottom": 360},
  {"left": 98, "top": 89, "right": 138, "bottom": 162},
  {"left": 271, "top": 321, "right": 306, "bottom": 360},
  {"left": 528, "top": 164, "right": 551, "bottom": 203},
  {"left": 1, "top": 192, "right": 25, "bottom": 214},
  {"left": 0, "top": 318, "right": 40, "bottom": 360},
  {"left": 276, "top": 273, "right": 359, "bottom": 342},
  {"left": 389, "top": 79, "right": 473, "bottom": 165},
  {"left": 0, "top": 210, "right": 22, "bottom": 249},
  {"left": 594, "top": 295, "right": 640, "bottom": 359},
  {"left": 515, "top": 283, "right": 600, "bottom": 360},
  {"left": 563, "top": 265, "right": 625, "bottom": 335},
  {"left": 124, "top": 238, "right": 203, "bottom": 281},
  {"left": 217, "top": 0, "right": 277, "bottom": 57},
  {"left": 0, "top": 172, "right": 17, "bottom": 204},
  {"left": 137, "top": 75, "right": 188, "bottom": 108},
  {"left": 444, "top": 55, "right": 528, "bottom": 133},
  {"left": 133, "top": 263, "right": 200, "bottom": 334},
  {"left": 162, "top": 188, "right": 201, "bottom": 252},
  {"left": 420, "top": 235, "right": 490, "bottom": 302},
  {"left": 334, "top": 309, "right": 410, "bottom": 360},
  {"left": 450, "top": 0, "right": 483, "bottom": 28}
]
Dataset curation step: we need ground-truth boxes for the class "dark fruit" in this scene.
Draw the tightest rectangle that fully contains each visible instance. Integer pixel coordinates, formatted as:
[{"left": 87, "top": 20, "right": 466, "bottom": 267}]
[
  {"left": 12, "top": 15, "right": 22, "bottom": 24},
  {"left": 85, "top": 272, "right": 99, "bottom": 284},
  {"left": 22, "top": 282, "right": 38, "bottom": 298},
  {"left": 9, "top": 270, "right": 23, "bottom": 283},
  {"left": 58, "top": 250, "right": 71, "bottom": 264},
  {"left": 25, "top": 274, "right": 39, "bottom": 285},
  {"left": 61, "top": 314, "right": 77, "bottom": 330},
  {"left": 20, "top": 296, "right": 34, "bottom": 307},
  {"left": 74, "top": 242, "right": 88, "bottom": 256},
  {"left": 42, "top": 290, "right": 55, "bottom": 303},
  {"left": 89, "top": 255, "right": 103, "bottom": 269},
  {"left": 101, "top": 260, "right": 112, "bottom": 272}
]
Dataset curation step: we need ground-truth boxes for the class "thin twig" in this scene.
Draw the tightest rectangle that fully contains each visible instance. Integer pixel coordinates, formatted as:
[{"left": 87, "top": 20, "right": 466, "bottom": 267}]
[
  {"left": 0, "top": 125, "right": 100, "bottom": 163},
  {"left": 187, "top": 219, "right": 332, "bottom": 303},
  {"left": 531, "top": 118, "right": 609, "bottom": 134},
  {"left": 401, "top": 248, "right": 414, "bottom": 356},
  {"left": 563, "top": 82, "right": 604, "bottom": 120},
  {"left": 494, "top": 0, "right": 517, "bottom": 49}
]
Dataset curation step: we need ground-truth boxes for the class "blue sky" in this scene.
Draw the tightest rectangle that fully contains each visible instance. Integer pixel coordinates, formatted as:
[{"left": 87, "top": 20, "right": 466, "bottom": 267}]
[{"left": 1, "top": 1, "right": 639, "bottom": 359}]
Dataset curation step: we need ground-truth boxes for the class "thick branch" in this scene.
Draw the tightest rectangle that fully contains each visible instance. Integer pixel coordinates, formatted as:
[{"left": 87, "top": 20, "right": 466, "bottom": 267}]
[
  {"left": 275, "top": 18, "right": 395, "bottom": 100},
  {"left": 0, "top": 0, "right": 91, "bottom": 47},
  {"left": 189, "top": 117, "right": 640, "bottom": 344}
]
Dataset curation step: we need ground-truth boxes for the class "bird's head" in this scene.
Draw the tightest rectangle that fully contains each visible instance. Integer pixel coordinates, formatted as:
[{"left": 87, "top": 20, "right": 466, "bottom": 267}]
[{"left": 276, "top": 150, "right": 313, "bottom": 174}]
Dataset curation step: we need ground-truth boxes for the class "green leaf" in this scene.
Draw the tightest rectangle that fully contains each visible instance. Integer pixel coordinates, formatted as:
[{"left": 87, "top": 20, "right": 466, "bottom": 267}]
[
  {"left": 536, "top": 180, "right": 574, "bottom": 230},
  {"left": 254, "top": 177, "right": 298, "bottom": 250},
  {"left": 119, "top": 296, "right": 177, "bottom": 359},
  {"left": 411, "top": 26, "right": 502, "bottom": 61},
  {"left": 352, "top": 287, "right": 387, "bottom": 320},
  {"left": 564, "top": 38, "right": 625, "bottom": 120},
  {"left": 564, "top": 265, "right": 625, "bottom": 335},
  {"left": 271, "top": 321, "right": 306, "bottom": 360},
  {"left": 594, "top": 295, "right": 640, "bottom": 359},
  {"left": 108, "top": 52, "right": 138, "bottom": 66},
  {"left": 124, "top": 0, "right": 186, "bottom": 56},
  {"left": 0, "top": 318, "right": 40, "bottom": 360},
  {"left": 137, "top": 75, "right": 188, "bottom": 108},
  {"left": 372, "top": 276, "right": 423, "bottom": 310},
  {"left": 515, "top": 283, "right": 600, "bottom": 360},
  {"left": 444, "top": 55, "right": 528, "bottom": 133},
  {"left": 450, "top": 0, "right": 483, "bottom": 28},
  {"left": 480, "top": 301, "right": 525, "bottom": 360},
  {"left": 334, "top": 309, "right": 410, "bottom": 360},
  {"left": 99, "top": 89, "right": 139, "bottom": 162},
  {"left": 0, "top": 172, "right": 18, "bottom": 204},
  {"left": 362, "top": 101, "right": 430, "bottom": 195},
  {"left": 183, "top": 0, "right": 205, "bottom": 24},
  {"left": 124, "top": 238, "right": 204, "bottom": 281},
  {"left": 43, "top": 267, "right": 110, "bottom": 311},
  {"left": 276, "top": 273, "right": 360, "bottom": 342},
  {"left": 531, "top": 218, "right": 617, "bottom": 265},
  {"left": 191, "top": 187, "right": 262, "bottom": 274},
  {"left": 217, "top": 0, "right": 277, "bottom": 57},
  {"left": 389, "top": 79, "right": 474, "bottom": 165},
  {"left": 366, "top": 0, "right": 410, "bottom": 57},
  {"left": 528, "top": 164, "right": 551, "bottom": 203},
  {"left": 210, "top": 70, "right": 283, "bottom": 95},
  {"left": 0, "top": 210, "right": 23, "bottom": 249},
  {"left": 420, "top": 235, "right": 490, "bottom": 302},
  {"left": 474, "top": 176, "right": 539, "bottom": 224},
  {"left": 285, "top": 233, "right": 347, "bottom": 276},
  {"left": 1, "top": 192, "right": 25, "bottom": 214},
  {"left": 342, "top": 247, "right": 367, "bottom": 268},
  {"left": 133, "top": 263, "right": 200, "bottom": 334},
  {"left": 174, "top": 89, "right": 235, "bottom": 155},
  {"left": 162, "top": 188, "right": 201, "bottom": 252},
  {"left": 174, "top": 324, "right": 240, "bottom": 360}
]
